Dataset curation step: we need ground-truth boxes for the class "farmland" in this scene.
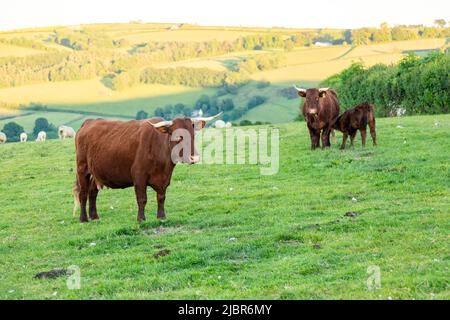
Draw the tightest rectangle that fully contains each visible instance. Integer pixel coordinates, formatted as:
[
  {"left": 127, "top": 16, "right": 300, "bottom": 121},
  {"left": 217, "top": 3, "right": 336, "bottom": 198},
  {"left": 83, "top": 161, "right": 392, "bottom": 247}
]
[
  {"left": 0, "top": 114, "right": 449, "bottom": 299},
  {"left": 0, "top": 22, "right": 447, "bottom": 130}
]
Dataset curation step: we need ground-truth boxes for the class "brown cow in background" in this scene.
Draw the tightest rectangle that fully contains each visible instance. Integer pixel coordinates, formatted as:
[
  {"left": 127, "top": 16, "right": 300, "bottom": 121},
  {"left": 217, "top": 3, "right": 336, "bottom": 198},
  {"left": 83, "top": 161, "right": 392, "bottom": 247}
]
[
  {"left": 294, "top": 86, "right": 340, "bottom": 149},
  {"left": 74, "top": 113, "right": 222, "bottom": 223},
  {"left": 332, "top": 102, "right": 377, "bottom": 149}
]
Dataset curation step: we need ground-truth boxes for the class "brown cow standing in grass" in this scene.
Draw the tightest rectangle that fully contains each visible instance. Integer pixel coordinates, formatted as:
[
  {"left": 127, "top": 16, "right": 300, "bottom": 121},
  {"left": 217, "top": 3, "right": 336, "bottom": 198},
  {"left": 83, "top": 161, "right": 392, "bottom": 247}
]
[
  {"left": 294, "top": 86, "right": 340, "bottom": 149},
  {"left": 74, "top": 113, "right": 221, "bottom": 223},
  {"left": 332, "top": 102, "right": 377, "bottom": 149}
]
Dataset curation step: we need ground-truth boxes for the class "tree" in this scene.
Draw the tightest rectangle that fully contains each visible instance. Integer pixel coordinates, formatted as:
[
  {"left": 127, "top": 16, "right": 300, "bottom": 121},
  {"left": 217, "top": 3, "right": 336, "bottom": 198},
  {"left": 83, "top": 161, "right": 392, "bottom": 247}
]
[
  {"left": 154, "top": 107, "right": 165, "bottom": 118},
  {"left": 434, "top": 19, "right": 446, "bottom": 28},
  {"left": 33, "top": 117, "right": 56, "bottom": 136},
  {"left": 2, "top": 122, "right": 24, "bottom": 142},
  {"left": 136, "top": 110, "right": 148, "bottom": 120},
  {"left": 351, "top": 28, "right": 372, "bottom": 45}
]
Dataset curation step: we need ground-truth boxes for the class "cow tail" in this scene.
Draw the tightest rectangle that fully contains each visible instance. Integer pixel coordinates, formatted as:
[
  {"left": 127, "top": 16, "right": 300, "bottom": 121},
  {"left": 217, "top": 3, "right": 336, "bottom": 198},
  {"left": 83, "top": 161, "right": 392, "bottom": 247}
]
[
  {"left": 72, "top": 180, "right": 80, "bottom": 217},
  {"left": 331, "top": 129, "right": 336, "bottom": 144}
]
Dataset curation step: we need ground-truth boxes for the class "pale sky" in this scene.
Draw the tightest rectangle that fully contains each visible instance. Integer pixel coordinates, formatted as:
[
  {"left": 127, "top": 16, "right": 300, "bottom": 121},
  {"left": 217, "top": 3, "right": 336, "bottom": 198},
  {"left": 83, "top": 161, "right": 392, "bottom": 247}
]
[{"left": 0, "top": 0, "right": 448, "bottom": 31}]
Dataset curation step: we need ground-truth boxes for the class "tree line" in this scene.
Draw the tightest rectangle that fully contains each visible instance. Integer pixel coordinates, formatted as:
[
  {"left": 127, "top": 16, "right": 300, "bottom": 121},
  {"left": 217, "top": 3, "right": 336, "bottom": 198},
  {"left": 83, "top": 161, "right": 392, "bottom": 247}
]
[{"left": 323, "top": 52, "right": 450, "bottom": 116}]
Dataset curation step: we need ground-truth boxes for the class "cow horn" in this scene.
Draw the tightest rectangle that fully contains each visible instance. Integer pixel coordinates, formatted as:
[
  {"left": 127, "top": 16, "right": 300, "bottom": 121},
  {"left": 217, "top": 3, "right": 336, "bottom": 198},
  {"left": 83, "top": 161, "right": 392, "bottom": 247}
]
[
  {"left": 192, "top": 111, "right": 223, "bottom": 123},
  {"left": 148, "top": 120, "right": 173, "bottom": 128},
  {"left": 293, "top": 85, "right": 307, "bottom": 93},
  {"left": 319, "top": 87, "right": 329, "bottom": 92}
]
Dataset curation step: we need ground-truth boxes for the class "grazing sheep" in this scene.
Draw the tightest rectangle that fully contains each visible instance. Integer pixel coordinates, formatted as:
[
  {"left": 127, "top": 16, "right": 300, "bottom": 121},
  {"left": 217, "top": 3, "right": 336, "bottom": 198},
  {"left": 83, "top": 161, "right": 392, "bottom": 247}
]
[
  {"left": 0, "top": 132, "right": 6, "bottom": 144},
  {"left": 36, "top": 131, "right": 47, "bottom": 142},
  {"left": 58, "top": 126, "right": 76, "bottom": 139},
  {"left": 20, "top": 132, "right": 28, "bottom": 142},
  {"left": 225, "top": 122, "right": 232, "bottom": 128},
  {"left": 214, "top": 120, "right": 226, "bottom": 129}
]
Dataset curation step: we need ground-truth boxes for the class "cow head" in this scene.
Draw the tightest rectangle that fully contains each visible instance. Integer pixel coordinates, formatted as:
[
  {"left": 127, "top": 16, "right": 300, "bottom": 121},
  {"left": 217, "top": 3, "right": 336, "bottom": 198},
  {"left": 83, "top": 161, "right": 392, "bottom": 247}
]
[
  {"left": 294, "top": 86, "right": 329, "bottom": 115},
  {"left": 149, "top": 112, "right": 222, "bottom": 164}
]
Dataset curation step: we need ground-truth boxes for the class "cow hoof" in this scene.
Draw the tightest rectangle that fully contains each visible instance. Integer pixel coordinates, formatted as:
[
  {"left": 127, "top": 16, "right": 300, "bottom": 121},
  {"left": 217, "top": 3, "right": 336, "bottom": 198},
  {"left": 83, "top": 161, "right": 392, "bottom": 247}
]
[
  {"left": 137, "top": 216, "right": 146, "bottom": 223},
  {"left": 79, "top": 218, "right": 89, "bottom": 223},
  {"left": 157, "top": 212, "right": 166, "bottom": 220},
  {"left": 90, "top": 214, "right": 100, "bottom": 220}
]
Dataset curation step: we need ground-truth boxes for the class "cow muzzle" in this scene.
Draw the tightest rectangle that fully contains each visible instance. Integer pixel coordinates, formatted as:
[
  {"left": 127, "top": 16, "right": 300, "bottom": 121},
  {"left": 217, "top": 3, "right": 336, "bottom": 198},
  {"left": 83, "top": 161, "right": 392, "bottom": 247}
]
[{"left": 189, "top": 155, "right": 200, "bottom": 164}]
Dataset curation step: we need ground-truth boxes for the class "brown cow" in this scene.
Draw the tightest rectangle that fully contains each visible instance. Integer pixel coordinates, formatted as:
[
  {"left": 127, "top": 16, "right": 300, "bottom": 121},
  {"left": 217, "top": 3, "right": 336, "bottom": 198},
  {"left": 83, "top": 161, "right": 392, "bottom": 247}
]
[
  {"left": 74, "top": 113, "right": 222, "bottom": 223},
  {"left": 331, "top": 102, "right": 377, "bottom": 149},
  {"left": 294, "top": 86, "right": 340, "bottom": 149}
]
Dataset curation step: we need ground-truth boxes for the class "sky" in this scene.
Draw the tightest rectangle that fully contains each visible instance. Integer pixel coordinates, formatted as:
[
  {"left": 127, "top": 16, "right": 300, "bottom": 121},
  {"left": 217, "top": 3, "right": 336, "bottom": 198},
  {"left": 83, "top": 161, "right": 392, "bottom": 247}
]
[{"left": 0, "top": 0, "right": 448, "bottom": 31}]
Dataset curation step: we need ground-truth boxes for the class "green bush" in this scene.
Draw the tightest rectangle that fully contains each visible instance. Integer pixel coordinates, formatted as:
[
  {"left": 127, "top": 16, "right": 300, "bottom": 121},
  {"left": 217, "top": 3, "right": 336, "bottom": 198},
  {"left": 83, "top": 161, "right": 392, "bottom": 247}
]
[
  {"left": 322, "top": 52, "right": 450, "bottom": 116},
  {"left": 1, "top": 122, "right": 24, "bottom": 142},
  {"left": 33, "top": 117, "right": 57, "bottom": 137}
]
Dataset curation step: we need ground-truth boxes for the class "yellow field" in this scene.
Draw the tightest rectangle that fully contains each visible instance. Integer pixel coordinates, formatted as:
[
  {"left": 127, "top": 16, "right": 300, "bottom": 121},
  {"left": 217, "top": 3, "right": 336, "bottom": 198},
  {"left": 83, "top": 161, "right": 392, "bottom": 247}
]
[
  {"left": 0, "top": 78, "right": 215, "bottom": 118},
  {"left": 285, "top": 46, "right": 351, "bottom": 65},
  {"left": 0, "top": 79, "right": 201, "bottom": 105},
  {"left": 158, "top": 50, "right": 270, "bottom": 71},
  {"left": 345, "top": 38, "right": 446, "bottom": 58},
  {"left": 0, "top": 43, "right": 45, "bottom": 57},
  {"left": 251, "top": 38, "right": 445, "bottom": 84}
]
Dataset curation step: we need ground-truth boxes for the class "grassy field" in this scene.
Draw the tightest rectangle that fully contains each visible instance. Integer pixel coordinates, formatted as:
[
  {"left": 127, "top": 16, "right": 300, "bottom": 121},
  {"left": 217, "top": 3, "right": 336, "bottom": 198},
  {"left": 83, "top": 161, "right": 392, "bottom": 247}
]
[{"left": 0, "top": 114, "right": 449, "bottom": 299}]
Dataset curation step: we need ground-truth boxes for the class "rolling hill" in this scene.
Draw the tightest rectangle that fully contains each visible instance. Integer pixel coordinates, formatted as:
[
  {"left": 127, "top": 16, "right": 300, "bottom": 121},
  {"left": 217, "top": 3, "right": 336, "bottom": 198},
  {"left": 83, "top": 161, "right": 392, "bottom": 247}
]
[{"left": 0, "top": 23, "right": 447, "bottom": 131}]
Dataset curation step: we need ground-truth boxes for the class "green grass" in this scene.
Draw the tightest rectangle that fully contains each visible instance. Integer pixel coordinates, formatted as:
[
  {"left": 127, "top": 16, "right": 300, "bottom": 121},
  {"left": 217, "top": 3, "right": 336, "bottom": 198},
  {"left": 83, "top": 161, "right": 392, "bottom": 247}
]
[
  {"left": 0, "top": 114, "right": 449, "bottom": 299},
  {"left": 0, "top": 111, "right": 84, "bottom": 132}
]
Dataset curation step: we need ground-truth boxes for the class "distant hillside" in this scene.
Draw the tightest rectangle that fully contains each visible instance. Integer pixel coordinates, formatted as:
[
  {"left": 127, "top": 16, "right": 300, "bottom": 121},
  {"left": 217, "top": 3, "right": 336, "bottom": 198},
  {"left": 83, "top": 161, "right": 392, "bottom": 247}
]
[{"left": 0, "top": 22, "right": 448, "bottom": 131}]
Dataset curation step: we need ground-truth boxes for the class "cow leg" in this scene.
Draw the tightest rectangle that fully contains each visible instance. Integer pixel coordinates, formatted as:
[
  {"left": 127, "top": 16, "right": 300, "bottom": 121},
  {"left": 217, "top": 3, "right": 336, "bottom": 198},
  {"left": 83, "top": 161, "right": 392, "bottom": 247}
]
[
  {"left": 134, "top": 184, "right": 147, "bottom": 223},
  {"left": 308, "top": 127, "right": 317, "bottom": 150},
  {"left": 308, "top": 127, "right": 320, "bottom": 150},
  {"left": 156, "top": 189, "right": 167, "bottom": 219},
  {"left": 77, "top": 173, "right": 90, "bottom": 223},
  {"left": 360, "top": 128, "right": 367, "bottom": 148},
  {"left": 340, "top": 133, "right": 348, "bottom": 150},
  {"left": 88, "top": 181, "right": 100, "bottom": 220},
  {"left": 321, "top": 128, "right": 331, "bottom": 148},
  {"left": 370, "top": 125, "right": 377, "bottom": 146},
  {"left": 350, "top": 132, "right": 357, "bottom": 147}
]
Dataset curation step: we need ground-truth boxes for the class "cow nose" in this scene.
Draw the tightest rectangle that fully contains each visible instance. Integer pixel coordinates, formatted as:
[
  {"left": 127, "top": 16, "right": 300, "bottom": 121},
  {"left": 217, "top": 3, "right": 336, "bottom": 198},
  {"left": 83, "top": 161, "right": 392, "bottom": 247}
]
[{"left": 190, "top": 155, "right": 200, "bottom": 164}]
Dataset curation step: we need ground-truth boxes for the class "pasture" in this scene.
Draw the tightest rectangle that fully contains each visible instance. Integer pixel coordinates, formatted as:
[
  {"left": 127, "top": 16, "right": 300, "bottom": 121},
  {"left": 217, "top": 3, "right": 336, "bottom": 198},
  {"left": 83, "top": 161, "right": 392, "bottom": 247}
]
[{"left": 0, "top": 114, "right": 449, "bottom": 299}]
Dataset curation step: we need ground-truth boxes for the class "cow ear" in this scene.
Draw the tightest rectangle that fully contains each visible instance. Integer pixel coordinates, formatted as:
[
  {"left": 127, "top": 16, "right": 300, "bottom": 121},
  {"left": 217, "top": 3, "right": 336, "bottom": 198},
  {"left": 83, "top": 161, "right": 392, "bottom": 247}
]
[
  {"left": 319, "top": 91, "right": 327, "bottom": 98},
  {"left": 155, "top": 126, "right": 173, "bottom": 134},
  {"left": 194, "top": 120, "right": 206, "bottom": 131},
  {"left": 298, "top": 91, "right": 306, "bottom": 98}
]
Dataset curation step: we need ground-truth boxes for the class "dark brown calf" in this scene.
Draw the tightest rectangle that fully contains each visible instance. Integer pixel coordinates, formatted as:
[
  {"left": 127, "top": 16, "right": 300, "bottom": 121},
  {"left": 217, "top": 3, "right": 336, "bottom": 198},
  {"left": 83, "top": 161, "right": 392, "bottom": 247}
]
[{"left": 332, "top": 102, "right": 377, "bottom": 149}]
